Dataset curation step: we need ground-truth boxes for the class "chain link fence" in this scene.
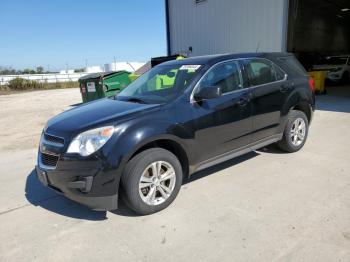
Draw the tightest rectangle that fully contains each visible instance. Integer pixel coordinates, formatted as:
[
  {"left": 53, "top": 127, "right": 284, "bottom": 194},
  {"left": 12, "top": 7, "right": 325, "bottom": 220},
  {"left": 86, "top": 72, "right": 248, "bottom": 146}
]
[{"left": 0, "top": 73, "right": 89, "bottom": 86}]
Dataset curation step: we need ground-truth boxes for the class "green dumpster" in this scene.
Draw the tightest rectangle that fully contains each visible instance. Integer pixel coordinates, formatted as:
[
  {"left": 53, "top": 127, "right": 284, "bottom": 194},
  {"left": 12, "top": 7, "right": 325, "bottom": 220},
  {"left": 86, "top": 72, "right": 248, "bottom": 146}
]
[{"left": 79, "top": 71, "right": 131, "bottom": 103}]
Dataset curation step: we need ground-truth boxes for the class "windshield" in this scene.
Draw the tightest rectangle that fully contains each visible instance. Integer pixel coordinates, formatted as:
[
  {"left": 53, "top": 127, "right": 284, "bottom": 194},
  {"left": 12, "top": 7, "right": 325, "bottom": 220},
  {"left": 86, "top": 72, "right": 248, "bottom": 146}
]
[
  {"left": 117, "top": 64, "right": 201, "bottom": 104},
  {"left": 323, "top": 57, "right": 348, "bottom": 65}
]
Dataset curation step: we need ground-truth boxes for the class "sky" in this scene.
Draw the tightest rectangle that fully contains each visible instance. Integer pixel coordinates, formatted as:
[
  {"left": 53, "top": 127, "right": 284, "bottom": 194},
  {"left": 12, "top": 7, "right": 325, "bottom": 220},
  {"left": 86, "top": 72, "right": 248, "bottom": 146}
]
[{"left": 0, "top": 0, "right": 166, "bottom": 71}]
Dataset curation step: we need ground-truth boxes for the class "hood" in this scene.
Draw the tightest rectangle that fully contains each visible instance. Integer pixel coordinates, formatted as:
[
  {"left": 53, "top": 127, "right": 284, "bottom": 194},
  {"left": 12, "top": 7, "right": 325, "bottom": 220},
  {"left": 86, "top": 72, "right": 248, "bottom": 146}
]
[{"left": 45, "top": 98, "right": 160, "bottom": 138}]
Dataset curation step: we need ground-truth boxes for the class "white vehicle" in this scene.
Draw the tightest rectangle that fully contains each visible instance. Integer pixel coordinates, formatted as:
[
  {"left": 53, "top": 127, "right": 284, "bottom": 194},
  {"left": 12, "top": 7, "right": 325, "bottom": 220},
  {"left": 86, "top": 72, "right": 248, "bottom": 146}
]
[{"left": 313, "top": 55, "right": 350, "bottom": 84}]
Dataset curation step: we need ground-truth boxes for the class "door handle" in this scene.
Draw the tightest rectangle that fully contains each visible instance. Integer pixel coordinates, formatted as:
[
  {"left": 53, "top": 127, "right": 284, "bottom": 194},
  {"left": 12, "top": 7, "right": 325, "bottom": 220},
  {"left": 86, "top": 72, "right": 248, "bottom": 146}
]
[
  {"left": 280, "top": 82, "right": 294, "bottom": 93},
  {"left": 236, "top": 97, "right": 249, "bottom": 107}
]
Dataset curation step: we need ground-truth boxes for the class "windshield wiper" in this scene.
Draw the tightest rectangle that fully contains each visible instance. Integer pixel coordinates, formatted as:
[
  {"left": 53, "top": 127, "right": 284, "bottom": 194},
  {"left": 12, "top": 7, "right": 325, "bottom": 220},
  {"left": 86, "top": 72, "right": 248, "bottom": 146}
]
[{"left": 123, "top": 97, "right": 149, "bottom": 104}]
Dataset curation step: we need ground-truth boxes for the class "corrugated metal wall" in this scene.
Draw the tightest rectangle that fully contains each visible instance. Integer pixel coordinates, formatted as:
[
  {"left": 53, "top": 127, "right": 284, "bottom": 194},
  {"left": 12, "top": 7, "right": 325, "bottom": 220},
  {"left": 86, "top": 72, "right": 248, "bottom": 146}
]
[{"left": 168, "top": 0, "right": 288, "bottom": 56}]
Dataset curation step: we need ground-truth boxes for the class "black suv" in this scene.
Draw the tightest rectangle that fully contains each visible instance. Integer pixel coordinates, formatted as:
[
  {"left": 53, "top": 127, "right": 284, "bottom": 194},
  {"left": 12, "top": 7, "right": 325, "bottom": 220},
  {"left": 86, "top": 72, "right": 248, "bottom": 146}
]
[{"left": 36, "top": 53, "right": 315, "bottom": 215}]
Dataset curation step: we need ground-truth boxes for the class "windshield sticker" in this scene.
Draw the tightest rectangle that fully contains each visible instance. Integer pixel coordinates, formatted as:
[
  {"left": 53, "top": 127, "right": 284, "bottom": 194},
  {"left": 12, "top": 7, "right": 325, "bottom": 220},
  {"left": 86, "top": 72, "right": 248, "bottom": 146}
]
[{"left": 179, "top": 65, "right": 201, "bottom": 71}]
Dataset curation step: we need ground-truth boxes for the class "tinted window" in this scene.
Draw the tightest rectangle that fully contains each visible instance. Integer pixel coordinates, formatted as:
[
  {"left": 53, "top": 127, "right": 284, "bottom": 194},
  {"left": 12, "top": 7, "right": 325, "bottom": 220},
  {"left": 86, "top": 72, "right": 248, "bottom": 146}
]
[
  {"left": 244, "top": 59, "right": 280, "bottom": 86},
  {"left": 278, "top": 56, "right": 307, "bottom": 75},
  {"left": 274, "top": 64, "right": 286, "bottom": 80},
  {"left": 199, "top": 61, "right": 242, "bottom": 94}
]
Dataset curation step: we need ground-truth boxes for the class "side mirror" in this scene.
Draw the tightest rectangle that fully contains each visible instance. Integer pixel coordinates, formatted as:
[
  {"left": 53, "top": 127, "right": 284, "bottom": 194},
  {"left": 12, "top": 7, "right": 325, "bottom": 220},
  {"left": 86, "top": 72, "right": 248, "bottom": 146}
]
[{"left": 193, "top": 86, "right": 222, "bottom": 101}]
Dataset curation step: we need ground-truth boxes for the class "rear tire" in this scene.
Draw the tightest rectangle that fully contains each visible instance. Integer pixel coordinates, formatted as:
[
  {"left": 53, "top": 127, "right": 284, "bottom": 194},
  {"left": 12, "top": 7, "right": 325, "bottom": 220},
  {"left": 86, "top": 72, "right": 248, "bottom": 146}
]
[
  {"left": 121, "top": 148, "right": 183, "bottom": 215},
  {"left": 277, "top": 110, "right": 309, "bottom": 153}
]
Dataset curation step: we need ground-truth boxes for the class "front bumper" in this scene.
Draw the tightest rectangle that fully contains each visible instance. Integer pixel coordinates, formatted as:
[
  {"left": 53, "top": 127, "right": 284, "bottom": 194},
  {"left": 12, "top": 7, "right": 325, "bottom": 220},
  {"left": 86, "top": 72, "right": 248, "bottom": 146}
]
[{"left": 35, "top": 154, "right": 120, "bottom": 211}]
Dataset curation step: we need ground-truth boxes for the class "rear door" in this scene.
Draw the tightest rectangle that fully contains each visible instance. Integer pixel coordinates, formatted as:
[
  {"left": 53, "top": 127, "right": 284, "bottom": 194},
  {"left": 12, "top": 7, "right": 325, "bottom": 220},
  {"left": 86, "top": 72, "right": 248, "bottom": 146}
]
[{"left": 241, "top": 58, "right": 291, "bottom": 142}]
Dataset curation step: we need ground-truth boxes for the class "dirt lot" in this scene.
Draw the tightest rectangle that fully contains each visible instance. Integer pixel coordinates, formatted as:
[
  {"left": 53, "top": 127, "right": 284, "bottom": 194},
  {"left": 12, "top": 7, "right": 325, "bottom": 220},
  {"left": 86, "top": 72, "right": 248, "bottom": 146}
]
[{"left": 0, "top": 87, "right": 350, "bottom": 262}]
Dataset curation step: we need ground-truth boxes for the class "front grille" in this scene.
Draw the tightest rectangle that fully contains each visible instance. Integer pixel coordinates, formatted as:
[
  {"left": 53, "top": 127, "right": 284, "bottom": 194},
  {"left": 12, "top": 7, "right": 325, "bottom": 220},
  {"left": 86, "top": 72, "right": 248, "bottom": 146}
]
[
  {"left": 44, "top": 133, "right": 64, "bottom": 145},
  {"left": 41, "top": 153, "right": 59, "bottom": 167}
]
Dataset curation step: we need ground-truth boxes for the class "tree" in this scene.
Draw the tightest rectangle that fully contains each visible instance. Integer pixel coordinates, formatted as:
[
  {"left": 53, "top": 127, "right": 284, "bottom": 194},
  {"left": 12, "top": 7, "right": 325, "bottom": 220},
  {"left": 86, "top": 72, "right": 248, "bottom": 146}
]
[
  {"left": 74, "top": 68, "right": 85, "bottom": 73},
  {"left": 36, "top": 66, "right": 44, "bottom": 74},
  {"left": 22, "top": 69, "right": 32, "bottom": 74},
  {"left": 0, "top": 66, "right": 16, "bottom": 75}
]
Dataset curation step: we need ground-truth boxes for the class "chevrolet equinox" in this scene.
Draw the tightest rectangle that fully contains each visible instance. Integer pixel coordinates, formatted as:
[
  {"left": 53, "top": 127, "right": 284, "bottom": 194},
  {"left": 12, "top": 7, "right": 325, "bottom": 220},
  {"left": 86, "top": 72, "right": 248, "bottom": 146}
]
[{"left": 36, "top": 53, "right": 315, "bottom": 215}]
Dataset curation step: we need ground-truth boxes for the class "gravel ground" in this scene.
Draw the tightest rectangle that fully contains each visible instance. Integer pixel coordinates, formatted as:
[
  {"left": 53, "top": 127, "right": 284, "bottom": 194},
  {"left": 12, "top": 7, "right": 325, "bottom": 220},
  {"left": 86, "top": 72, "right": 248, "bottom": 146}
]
[{"left": 0, "top": 86, "right": 349, "bottom": 262}]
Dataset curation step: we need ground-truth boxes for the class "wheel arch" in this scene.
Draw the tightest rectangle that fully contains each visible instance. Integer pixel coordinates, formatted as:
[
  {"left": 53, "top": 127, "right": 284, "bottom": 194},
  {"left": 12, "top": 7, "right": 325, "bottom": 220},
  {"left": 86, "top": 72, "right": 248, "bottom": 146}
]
[
  {"left": 282, "top": 86, "right": 314, "bottom": 125},
  {"left": 291, "top": 101, "right": 312, "bottom": 123},
  {"left": 123, "top": 136, "right": 190, "bottom": 182}
]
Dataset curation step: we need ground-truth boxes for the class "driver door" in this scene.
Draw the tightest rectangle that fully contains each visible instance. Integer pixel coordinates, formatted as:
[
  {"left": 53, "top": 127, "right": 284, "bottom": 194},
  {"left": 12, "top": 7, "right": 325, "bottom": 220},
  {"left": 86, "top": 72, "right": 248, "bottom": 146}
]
[{"left": 191, "top": 60, "right": 253, "bottom": 163}]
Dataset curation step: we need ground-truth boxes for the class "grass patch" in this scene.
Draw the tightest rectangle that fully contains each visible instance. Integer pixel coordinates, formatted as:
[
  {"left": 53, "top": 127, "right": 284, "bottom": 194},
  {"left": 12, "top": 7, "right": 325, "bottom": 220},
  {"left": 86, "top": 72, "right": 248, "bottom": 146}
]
[{"left": 1, "top": 77, "right": 78, "bottom": 92}]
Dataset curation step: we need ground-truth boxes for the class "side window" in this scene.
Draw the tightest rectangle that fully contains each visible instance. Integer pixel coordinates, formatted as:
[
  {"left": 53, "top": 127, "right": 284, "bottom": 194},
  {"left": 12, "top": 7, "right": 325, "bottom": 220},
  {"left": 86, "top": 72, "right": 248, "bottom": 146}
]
[
  {"left": 273, "top": 64, "right": 286, "bottom": 81},
  {"left": 245, "top": 59, "right": 279, "bottom": 86},
  {"left": 199, "top": 61, "right": 242, "bottom": 94}
]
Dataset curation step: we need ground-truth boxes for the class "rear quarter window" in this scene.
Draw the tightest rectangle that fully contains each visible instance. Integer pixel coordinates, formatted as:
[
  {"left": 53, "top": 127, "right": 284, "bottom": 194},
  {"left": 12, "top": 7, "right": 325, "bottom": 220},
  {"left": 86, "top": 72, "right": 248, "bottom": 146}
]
[{"left": 278, "top": 56, "right": 307, "bottom": 76}]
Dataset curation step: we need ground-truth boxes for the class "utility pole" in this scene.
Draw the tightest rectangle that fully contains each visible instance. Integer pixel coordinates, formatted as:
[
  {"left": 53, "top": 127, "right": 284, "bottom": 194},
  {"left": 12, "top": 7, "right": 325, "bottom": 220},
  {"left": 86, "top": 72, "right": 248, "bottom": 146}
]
[{"left": 113, "top": 56, "right": 117, "bottom": 71}]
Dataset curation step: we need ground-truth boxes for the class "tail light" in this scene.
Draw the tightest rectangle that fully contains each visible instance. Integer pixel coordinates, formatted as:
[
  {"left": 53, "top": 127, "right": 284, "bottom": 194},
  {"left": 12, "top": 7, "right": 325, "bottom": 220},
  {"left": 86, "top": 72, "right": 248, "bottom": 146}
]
[{"left": 308, "top": 78, "right": 315, "bottom": 93}]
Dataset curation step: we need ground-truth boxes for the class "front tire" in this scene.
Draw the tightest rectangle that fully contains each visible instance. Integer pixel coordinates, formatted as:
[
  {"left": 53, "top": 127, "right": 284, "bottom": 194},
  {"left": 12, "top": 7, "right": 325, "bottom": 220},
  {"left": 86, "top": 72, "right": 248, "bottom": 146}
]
[
  {"left": 277, "top": 110, "right": 309, "bottom": 153},
  {"left": 121, "top": 148, "right": 183, "bottom": 215}
]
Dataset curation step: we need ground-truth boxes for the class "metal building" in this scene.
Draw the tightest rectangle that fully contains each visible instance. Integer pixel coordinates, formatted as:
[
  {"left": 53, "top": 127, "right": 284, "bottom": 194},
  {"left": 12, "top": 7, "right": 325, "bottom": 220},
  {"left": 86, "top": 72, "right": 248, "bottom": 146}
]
[{"left": 165, "top": 0, "right": 350, "bottom": 64}]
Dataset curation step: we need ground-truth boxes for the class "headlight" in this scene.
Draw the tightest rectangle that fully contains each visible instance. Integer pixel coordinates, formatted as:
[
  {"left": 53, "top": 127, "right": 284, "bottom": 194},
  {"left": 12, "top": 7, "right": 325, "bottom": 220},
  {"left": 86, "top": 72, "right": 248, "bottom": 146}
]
[{"left": 67, "top": 126, "right": 114, "bottom": 156}]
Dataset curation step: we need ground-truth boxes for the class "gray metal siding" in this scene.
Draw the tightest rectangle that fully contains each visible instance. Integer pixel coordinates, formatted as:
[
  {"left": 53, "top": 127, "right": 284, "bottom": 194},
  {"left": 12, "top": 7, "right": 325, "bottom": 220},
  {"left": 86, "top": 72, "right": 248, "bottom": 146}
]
[{"left": 168, "top": 0, "right": 288, "bottom": 56}]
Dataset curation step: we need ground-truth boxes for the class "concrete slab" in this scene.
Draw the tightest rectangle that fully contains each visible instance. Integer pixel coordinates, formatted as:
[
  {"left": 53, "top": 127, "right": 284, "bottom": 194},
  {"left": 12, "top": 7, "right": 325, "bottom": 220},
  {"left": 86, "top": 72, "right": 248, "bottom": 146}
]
[{"left": 0, "top": 87, "right": 349, "bottom": 262}]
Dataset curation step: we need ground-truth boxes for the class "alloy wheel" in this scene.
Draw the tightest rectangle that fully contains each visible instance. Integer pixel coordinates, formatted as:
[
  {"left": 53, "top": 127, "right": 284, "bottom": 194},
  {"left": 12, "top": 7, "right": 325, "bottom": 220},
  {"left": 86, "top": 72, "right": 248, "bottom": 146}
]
[
  {"left": 290, "top": 118, "right": 306, "bottom": 146},
  {"left": 138, "top": 161, "right": 176, "bottom": 206}
]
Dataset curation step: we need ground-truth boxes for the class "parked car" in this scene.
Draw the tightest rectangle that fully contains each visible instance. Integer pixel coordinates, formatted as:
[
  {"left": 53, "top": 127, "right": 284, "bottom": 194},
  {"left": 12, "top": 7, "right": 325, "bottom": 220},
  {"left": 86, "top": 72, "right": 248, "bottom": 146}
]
[
  {"left": 313, "top": 55, "right": 350, "bottom": 84},
  {"left": 36, "top": 53, "right": 315, "bottom": 215}
]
